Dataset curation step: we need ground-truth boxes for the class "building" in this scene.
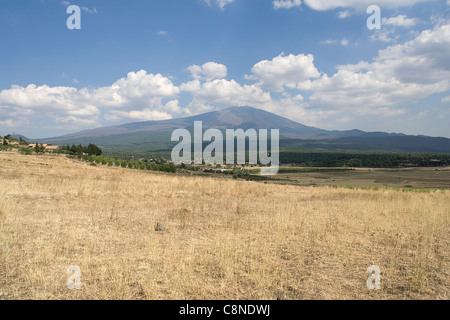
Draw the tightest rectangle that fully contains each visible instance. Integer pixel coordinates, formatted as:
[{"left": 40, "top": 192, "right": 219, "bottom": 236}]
[
  {"left": 28, "top": 144, "right": 47, "bottom": 149},
  {"left": 44, "top": 145, "right": 59, "bottom": 152},
  {"left": 28, "top": 144, "right": 60, "bottom": 152}
]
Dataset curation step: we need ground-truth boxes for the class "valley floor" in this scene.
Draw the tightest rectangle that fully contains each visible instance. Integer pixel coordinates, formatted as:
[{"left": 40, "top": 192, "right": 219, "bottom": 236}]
[{"left": 0, "top": 151, "right": 449, "bottom": 299}]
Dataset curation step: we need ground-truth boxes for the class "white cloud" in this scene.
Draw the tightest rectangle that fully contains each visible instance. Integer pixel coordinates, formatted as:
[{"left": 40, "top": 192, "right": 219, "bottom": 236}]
[
  {"left": 0, "top": 118, "right": 26, "bottom": 129},
  {"left": 370, "top": 29, "right": 396, "bottom": 42},
  {"left": 338, "top": 10, "right": 351, "bottom": 18},
  {"left": 180, "top": 80, "right": 201, "bottom": 92},
  {"left": 273, "top": 0, "right": 302, "bottom": 10},
  {"left": 104, "top": 109, "right": 173, "bottom": 122},
  {"left": 187, "top": 62, "right": 227, "bottom": 81},
  {"left": 164, "top": 100, "right": 182, "bottom": 114},
  {"left": 297, "top": 23, "right": 450, "bottom": 111},
  {"left": 303, "top": 0, "right": 433, "bottom": 11},
  {"left": 182, "top": 79, "right": 271, "bottom": 111},
  {"left": 0, "top": 70, "right": 181, "bottom": 129},
  {"left": 81, "top": 7, "right": 98, "bottom": 14},
  {"left": 382, "top": 15, "right": 419, "bottom": 28},
  {"left": 321, "top": 38, "right": 350, "bottom": 46},
  {"left": 202, "top": 0, "right": 235, "bottom": 10},
  {"left": 442, "top": 95, "right": 450, "bottom": 103},
  {"left": 340, "top": 38, "right": 350, "bottom": 46},
  {"left": 247, "top": 53, "right": 321, "bottom": 92},
  {"left": 321, "top": 39, "right": 338, "bottom": 45},
  {"left": 92, "top": 70, "right": 180, "bottom": 108}
]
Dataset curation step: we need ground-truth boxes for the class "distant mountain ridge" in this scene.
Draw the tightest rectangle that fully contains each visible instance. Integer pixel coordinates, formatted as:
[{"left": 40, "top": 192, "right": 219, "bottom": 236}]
[
  {"left": 45, "top": 106, "right": 397, "bottom": 140},
  {"left": 38, "top": 106, "right": 450, "bottom": 154}
]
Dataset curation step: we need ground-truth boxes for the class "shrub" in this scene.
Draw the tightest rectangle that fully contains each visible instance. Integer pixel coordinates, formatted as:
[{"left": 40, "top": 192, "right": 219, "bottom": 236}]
[{"left": 19, "top": 147, "right": 32, "bottom": 155}]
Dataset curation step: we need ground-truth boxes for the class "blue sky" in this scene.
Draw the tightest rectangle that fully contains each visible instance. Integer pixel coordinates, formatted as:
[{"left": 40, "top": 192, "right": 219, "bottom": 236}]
[{"left": 1, "top": 0, "right": 449, "bottom": 138}]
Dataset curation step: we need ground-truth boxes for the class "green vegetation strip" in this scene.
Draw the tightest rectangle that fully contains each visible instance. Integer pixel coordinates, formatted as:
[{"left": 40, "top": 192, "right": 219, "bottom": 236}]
[{"left": 330, "top": 185, "right": 446, "bottom": 193}]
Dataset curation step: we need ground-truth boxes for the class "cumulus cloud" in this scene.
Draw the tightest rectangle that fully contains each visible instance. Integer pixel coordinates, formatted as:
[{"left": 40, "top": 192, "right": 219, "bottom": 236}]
[
  {"left": 92, "top": 70, "right": 180, "bottom": 109},
  {"left": 298, "top": 23, "right": 450, "bottom": 110},
  {"left": 273, "top": 0, "right": 302, "bottom": 10},
  {"left": 0, "top": 70, "right": 180, "bottom": 130},
  {"left": 370, "top": 29, "right": 397, "bottom": 42},
  {"left": 246, "top": 53, "right": 321, "bottom": 92},
  {"left": 181, "top": 78, "right": 271, "bottom": 115},
  {"left": 187, "top": 62, "right": 228, "bottom": 81},
  {"left": 382, "top": 15, "right": 420, "bottom": 28}
]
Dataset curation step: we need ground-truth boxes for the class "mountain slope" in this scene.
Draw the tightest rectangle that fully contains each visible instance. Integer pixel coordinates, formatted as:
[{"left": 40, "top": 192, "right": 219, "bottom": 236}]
[
  {"left": 40, "top": 106, "right": 450, "bottom": 154},
  {"left": 49, "top": 106, "right": 332, "bottom": 140}
]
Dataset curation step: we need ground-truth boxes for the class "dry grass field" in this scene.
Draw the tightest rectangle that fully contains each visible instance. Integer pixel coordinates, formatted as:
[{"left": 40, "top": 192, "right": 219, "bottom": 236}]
[{"left": 0, "top": 151, "right": 449, "bottom": 300}]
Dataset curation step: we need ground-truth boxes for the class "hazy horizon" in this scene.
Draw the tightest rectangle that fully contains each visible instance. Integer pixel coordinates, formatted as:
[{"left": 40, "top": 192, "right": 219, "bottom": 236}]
[{"left": 9, "top": 105, "right": 450, "bottom": 140}]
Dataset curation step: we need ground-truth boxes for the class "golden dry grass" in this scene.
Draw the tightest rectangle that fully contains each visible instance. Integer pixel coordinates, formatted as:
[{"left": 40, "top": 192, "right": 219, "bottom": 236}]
[{"left": 0, "top": 151, "right": 449, "bottom": 300}]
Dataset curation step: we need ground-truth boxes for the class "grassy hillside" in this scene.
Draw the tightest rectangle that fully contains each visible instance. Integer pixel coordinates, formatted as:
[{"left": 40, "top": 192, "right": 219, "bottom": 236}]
[{"left": 0, "top": 151, "right": 449, "bottom": 299}]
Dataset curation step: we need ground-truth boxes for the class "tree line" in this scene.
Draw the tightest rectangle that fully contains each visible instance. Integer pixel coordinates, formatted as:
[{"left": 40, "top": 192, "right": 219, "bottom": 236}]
[
  {"left": 279, "top": 152, "right": 450, "bottom": 168},
  {"left": 61, "top": 144, "right": 103, "bottom": 156},
  {"left": 71, "top": 153, "right": 176, "bottom": 173}
]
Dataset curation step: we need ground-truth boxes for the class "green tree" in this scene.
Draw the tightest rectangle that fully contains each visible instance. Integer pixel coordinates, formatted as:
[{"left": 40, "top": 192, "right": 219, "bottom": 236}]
[
  {"left": 19, "top": 147, "right": 32, "bottom": 155},
  {"left": 87, "top": 144, "right": 102, "bottom": 156},
  {"left": 34, "top": 143, "right": 45, "bottom": 153},
  {"left": 19, "top": 137, "right": 29, "bottom": 145}
]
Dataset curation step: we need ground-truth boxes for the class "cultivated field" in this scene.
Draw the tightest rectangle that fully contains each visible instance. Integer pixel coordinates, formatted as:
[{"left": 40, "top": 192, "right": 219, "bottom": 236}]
[
  {"left": 267, "top": 167, "right": 450, "bottom": 190},
  {"left": 0, "top": 151, "right": 449, "bottom": 300}
]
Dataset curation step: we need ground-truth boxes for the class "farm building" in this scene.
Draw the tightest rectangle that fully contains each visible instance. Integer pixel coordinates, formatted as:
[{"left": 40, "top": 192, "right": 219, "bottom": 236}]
[{"left": 28, "top": 144, "right": 60, "bottom": 152}]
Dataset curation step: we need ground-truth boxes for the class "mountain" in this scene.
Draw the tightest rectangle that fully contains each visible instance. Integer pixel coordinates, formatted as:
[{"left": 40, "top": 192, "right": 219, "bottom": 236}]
[
  {"left": 40, "top": 106, "right": 450, "bottom": 154},
  {"left": 47, "top": 106, "right": 332, "bottom": 140},
  {"left": 10, "top": 134, "right": 32, "bottom": 142}
]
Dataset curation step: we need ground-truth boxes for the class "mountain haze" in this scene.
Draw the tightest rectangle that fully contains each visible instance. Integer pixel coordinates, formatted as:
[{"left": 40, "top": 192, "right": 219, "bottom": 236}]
[{"left": 40, "top": 107, "right": 450, "bottom": 154}]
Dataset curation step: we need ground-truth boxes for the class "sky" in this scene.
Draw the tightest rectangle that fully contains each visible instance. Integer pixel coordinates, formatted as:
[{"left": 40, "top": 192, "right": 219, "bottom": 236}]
[{"left": 0, "top": 0, "right": 449, "bottom": 139}]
